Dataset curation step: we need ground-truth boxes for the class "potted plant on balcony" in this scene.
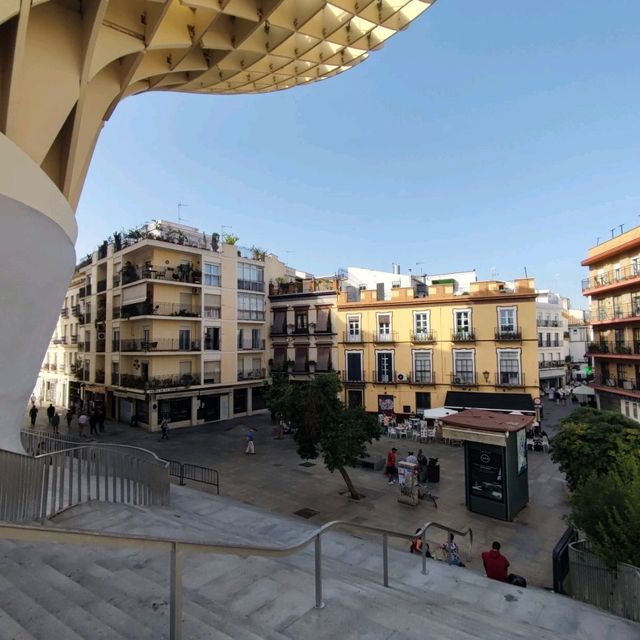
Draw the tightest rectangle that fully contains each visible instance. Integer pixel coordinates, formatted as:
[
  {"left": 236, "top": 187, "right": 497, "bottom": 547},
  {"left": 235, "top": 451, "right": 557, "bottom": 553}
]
[{"left": 210, "top": 232, "right": 220, "bottom": 252}]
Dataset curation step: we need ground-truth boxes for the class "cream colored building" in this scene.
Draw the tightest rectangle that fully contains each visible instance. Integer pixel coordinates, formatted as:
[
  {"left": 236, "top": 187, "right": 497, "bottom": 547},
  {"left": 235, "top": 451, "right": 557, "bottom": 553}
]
[
  {"left": 0, "top": 1, "right": 434, "bottom": 452},
  {"left": 37, "top": 221, "right": 287, "bottom": 430},
  {"left": 338, "top": 278, "right": 539, "bottom": 415}
]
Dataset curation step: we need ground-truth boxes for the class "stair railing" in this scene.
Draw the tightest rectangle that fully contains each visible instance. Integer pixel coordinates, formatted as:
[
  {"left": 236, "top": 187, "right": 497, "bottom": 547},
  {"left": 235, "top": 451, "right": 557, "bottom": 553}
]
[{"left": 0, "top": 517, "right": 472, "bottom": 640}]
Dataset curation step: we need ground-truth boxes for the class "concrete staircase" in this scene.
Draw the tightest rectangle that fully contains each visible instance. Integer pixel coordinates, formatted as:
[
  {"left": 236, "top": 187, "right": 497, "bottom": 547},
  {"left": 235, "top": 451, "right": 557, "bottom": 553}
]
[{"left": 0, "top": 485, "right": 637, "bottom": 640}]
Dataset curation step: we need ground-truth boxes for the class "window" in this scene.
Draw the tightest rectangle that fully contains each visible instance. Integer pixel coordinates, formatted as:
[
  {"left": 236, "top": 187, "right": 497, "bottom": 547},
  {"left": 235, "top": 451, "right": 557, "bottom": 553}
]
[
  {"left": 613, "top": 296, "right": 623, "bottom": 319},
  {"left": 204, "top": 327, "right": 220, "bottom": 350},
  {"left": 273, "top": 346, "right": 287, "bottom": 371},
  {"left": 538, "top": 332, "right": 542, "bottom": 347},
  {"left": 498, "top": 349, "right": 521, "bottom": 385},
  {"left": 237, "top": 293, "right": 265, "bottom": 320},
  {"left": 237, "top": 263, "right": 264, "bottom": 291},
  {"left": 204, "top": 294, "right": 221, "bottom": 319},
  {"left": 179, "top": 328, "right": 191, "bottom": 351},
  {"left": 179, "top": 360, "right": 192, "bottom": 377},
  {"left": 498, "top": 307, "right": 516, "bottom": 334},
  {"left": 347, "top": 389, "right": 363, "bottom": 408},
  {"left": 251, "top": 329, "right": 262, "bottom": 349},
  {"left": 346, "top": 352, "right": 363, "bottom": 382},
  {"left": 347, "top": 315, "right": 361, "bottom": 342},
  {"left": 294, "top": 347, "right": 308, "bottom": 372},
  {"left": 633, "top": 257, "right": 640, "bottom": 277},
  {"left": 545, "top": 333, "right": 551, "bottom": 347},
  {"left": 204, "top": 262, "right": 221, "bottom": 287},
  {"left": 413, "top": 350, "right": 432, "bottom": 383},
  {"left": 376, "top": 351, "right": 394, "bottom": 383},
  {"left": 234, "top": 388, "right": 248, "bottom": 414},
  {"left": 416, "top": 392, "right": 431, "bottom": 412},
  {"left": 597, "top": 300, "right": 606, "bottom": 321},
  {"left": 454, "top": 309, "right": 472, "bottom": 338},
  {"left": 377, "top": 313, "right": 392, "bottom": 342},
  {"left": 614, "top": 264, "right": 621, "bottom": 281},
  {"left": 294, "top": 309, "right": 308, "bottom": 333},
  {"left": 272, "top": 309, "right": 286, "bottom": 334},
  {"left": 633, "top": 294, "right": 640, "bottom": 316},
  {"left": 316, "top": 346, "right": 332, "bottom": 371},
  {"left": 112, "top": 328, "right": 120, "bottom": 352},
  {"left": 315, "top": 307, "right": 331, "bottom": 333},
  {"left": 414, "top": 312, "right": 430, "bottom": 336},
  {"left": 453, "top": 350, "right": 474, "bottom": 384}
]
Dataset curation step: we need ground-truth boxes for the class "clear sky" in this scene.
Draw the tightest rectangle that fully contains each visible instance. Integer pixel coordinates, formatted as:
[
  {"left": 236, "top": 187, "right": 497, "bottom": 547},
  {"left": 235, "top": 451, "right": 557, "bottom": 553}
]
[{"left": 76, "top": 0, "right": 640, "bottom": 308}]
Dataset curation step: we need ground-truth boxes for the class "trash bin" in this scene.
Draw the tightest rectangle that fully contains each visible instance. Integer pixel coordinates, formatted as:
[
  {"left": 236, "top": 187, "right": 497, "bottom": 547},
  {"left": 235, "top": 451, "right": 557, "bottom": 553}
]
[{"left": 427, "top": 457, "right": 440, "bottom": 483}]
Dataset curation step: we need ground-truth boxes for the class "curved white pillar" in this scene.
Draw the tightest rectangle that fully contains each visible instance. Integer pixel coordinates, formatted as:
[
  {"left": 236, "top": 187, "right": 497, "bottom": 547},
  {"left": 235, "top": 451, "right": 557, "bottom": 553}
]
[{"left": 0, "top": 134, "right": 76, "bottom": 452}]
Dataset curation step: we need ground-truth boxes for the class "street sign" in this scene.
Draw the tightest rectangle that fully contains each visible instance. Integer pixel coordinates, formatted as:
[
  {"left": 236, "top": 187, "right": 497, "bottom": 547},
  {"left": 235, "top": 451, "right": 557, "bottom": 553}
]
[{"left": 533, "top": 397, "right": 542, "bottom": 406}]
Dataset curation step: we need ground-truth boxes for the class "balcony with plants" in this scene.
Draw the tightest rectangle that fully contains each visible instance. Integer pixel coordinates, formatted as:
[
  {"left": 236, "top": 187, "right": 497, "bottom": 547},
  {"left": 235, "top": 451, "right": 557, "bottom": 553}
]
[
  {"left": 121, "top": 301, "right": 201, "bottom": 319},
  {"left": 117, "top": 373, "right": 200, "bottom": 390}
]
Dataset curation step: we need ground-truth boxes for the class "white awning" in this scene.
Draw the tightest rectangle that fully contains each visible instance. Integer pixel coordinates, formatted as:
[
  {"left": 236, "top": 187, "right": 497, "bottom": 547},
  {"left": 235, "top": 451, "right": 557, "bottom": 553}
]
[
  {"left": 122, "top": 282, "right": 147, "bottom": 305},
  {"left": 422, "top": 407, "right": 458, "bottom": 419},
  {"left": 572, "top": 385, "right": 595, "bottom": 396}
]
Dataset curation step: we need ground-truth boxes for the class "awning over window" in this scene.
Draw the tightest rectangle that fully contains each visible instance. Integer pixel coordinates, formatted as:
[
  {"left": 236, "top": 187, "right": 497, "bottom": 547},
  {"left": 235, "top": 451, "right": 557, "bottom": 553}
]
[
  {"left": 444, "top": 391, "right": 534, "bottom": 413},
  {"left": 122, "top": 282, "right": 147, "bottom": 305}
]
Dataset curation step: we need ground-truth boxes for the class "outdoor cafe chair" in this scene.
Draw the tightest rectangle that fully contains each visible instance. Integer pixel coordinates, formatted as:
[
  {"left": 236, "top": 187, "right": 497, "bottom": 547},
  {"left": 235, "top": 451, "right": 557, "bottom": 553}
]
[{"left": 387, "top": 426, "right": 398, "bottom": 440}]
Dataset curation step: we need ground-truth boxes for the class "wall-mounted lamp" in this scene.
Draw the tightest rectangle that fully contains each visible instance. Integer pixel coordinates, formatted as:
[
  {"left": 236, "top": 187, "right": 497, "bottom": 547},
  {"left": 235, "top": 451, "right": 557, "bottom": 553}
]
[{"left": 482, "top": 370, "right": 490, "bottom": 383}]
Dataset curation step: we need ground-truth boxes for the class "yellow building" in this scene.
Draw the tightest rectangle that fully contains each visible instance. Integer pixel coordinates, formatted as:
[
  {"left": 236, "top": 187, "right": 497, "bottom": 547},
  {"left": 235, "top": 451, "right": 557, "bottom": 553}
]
[
  {"left": 38, "top": 221, "right": 286, "bottom": 430},
  {"left": 337, "top": 278, "right": 539, "bottom": 414},
  {"left": 582, "top": 225, "right": 640, "bottom": 419}
]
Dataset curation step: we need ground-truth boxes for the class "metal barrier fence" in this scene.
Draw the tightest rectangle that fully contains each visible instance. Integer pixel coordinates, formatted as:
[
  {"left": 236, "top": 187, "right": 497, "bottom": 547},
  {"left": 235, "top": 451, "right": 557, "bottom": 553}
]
[
  {"left": 0, "top": 518, "right": 471, "bottom": 640},
  {"left": 168, "top": 460, "right": 220, "bottom": 494},
  {"left": 552, "top": 525, "right": 578, "bottom": 594},
  {"left": 568, "top": 540, "right": 640, "bottom": 622}
]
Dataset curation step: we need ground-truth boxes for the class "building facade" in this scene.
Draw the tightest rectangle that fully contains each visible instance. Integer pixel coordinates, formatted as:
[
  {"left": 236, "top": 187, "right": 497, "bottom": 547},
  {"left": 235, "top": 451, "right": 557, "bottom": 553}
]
[
  {"left": 337, "top": 278, "right": 539, "bottom": 414},
  {"left": 582, "top": 226, "right": 640, "bottom": 420},
  {"left": 268, "top": 276, "right": 340, "bottom": 378},
  {"left": 37, "top": 221, "right": 286, "bottom": 430},
  {"left": 536, "top": 290, "right": 569, "bottom": 390}
]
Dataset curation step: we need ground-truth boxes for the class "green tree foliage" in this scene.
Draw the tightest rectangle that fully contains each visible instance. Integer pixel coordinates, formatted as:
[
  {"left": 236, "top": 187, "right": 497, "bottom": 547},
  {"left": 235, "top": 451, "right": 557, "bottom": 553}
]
[
  {"left": 550, "top": 407, "right": 640, "bottom": 491},
  {"left": 570, "top": 454, "right": 640, "bottom": 568},
  {"left": 264, "top": 373, "right": 380, "bottom": 499}
]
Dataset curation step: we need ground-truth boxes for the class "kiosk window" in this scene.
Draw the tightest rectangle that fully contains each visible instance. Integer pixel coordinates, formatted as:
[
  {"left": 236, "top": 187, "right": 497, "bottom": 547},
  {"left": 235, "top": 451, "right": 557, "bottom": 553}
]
[{"left": 469, "top": 448, "right": 504, "bottom": 503}]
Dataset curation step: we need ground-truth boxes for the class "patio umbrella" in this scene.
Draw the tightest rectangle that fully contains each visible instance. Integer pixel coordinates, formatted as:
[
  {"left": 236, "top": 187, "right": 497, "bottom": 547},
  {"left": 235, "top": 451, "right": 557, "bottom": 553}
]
[{"left": 572, "top": 384, "right": 595, "bottom": 396}]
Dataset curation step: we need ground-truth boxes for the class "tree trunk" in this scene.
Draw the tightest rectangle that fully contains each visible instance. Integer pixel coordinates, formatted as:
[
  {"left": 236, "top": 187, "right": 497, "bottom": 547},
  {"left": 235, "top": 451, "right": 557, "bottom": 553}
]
[{"left": 338, "top": 465, "right": 363, "bottom": 500}]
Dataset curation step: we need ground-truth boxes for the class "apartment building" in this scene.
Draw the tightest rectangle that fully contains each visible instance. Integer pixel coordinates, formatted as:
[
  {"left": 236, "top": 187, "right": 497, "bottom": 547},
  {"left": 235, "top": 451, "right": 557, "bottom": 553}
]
[
  {"left": 337, "top": 277, "right": 539, "bottom": 414},
  {"left": 536, "top": 290, "right": 569, "bottom": 390},
  {"left": 268, "top": 275, "right": 340, "bottom": 377},
  {"left": 582, "top": 225, "right": 640, "bottom": 419},
  {"left": 38, "top": 221, "right": 286, "bottom": 430}
]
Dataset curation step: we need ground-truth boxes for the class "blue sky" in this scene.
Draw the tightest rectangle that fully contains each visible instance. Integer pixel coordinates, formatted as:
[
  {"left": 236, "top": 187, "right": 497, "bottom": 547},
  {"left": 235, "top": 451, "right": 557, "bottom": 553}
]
[{"left": 76, "top": 0, "right": 640, "bottom": 308}]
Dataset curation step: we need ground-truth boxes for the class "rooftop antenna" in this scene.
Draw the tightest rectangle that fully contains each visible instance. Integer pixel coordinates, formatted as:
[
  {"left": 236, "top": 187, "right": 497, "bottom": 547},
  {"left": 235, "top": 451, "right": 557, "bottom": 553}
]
[
  {"left": 610, "top": 227, "right": 615, "bottom": 239},
  {"left": 619, "top": 224, "right": 624, "bottom": 234},
  {"left": 596, "top": 236, "right": 600, "bottom": 245},
  {"left": 524, "top": 266, "right": 528, "bottom": 278},
  {"left": 221, "top": 224, "right": 232, "bottom": 242},
  {"left": 177, "top": 202, "right": 189, "bottom": 224}
]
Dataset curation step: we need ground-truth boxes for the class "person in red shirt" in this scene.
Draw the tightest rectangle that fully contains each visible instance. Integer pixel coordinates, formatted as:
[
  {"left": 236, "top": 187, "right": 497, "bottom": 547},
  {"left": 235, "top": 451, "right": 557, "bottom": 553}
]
[
  {"left": 385, "top": 447, "right": 398, "bottom": 484},
  {"left": 482, "top": 541, "right": 510, "bottom": 582}
]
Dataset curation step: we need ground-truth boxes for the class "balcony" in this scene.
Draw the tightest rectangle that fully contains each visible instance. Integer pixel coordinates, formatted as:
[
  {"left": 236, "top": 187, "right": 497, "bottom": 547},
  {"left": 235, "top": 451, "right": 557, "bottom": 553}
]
[
  {"left": 70, "top": 334, "right": 78, "bottom": 344},
  {"left": 411, "top": 331, "right": 436, "bottom": 343},
  {"left": 587, "top": 341, "right": 640, "bottom": 356},
  {"left": 313, "top": 324, "right": 334, "bottom": 335},
  {"left": 111, "top": 373, "right": 120, "bottom": 385},
  {"left": 203, "top": 372, "right": 221, "bottom": 385},
  {"left": 343, "top": 332, "right": 363, "bottom": 343},
  {"left": 121, "top": 302, "right": 201, "bottom": 319},
  {"left": 60, "top": 308, "right": 69, "bottom": 318},
  {"left": 495, "top": 372, "right": 526, "bottom": 388},
  {"left": 97, "top": 279, "right": 107, "bottom": 293},
  {"left": 450, "top": 373, "right": 478, "bottom": 386},
  {"left": 539, "top": 360, "right": 565, "bottom": 369},
  {"left": 203, "top": 306, "right": 221, "bottom": 319},
  {"left": 596, "top": 376, "right": 639, "bottom": 392},
  {"left": 537, "top": 319, "right": 559, "bottom": 327},
  {"left": 372, "top": 370, "right": 396, "bottom": 384},
  {"left": 71, "top": 305, "right": 81, "bottom": 317},
  {"left": 238, "top": 310, "right": 265, "bottom": 321},
  {"left": 270, "top": 324, "right": 288, "bottom": 337},
  {"left": 292, "top": 326, "right": 310, "bottom": 336},
  {"left": 451, "top": 331, "right": 475, "bottom": 342},
  {"left": 52, "top": 337, "right": 67, "bottom": 345},
  {"left": 238, "top": 340, "right": 265, "bottom": 351},
  {"left": 582, "top": 264, "right": 640, "bottom": 294},
  {"left": 592, "top": 302, "right": 640, "bottom": 324},
  {"left": 79, "top": 286, "right": 85, "bottom": 298},
  {"left": 112, "top": 306, "right": 121, "bottom": 319},
  {"left": 50, "top": 364, "right": 57, "bottom": 372},
  {"left": 374, "top": 332, "right": 397, "bottom": 343},
  {"left": 117, "top": 374, "right": 200, "bottom": 390},
  {"left": 83, "top": 342, "right": 91, "bottom": 352},
  {"left": 237, "top": 279, "right": 264, "bottom": 292},
  {"left": 113, "top": 274, "right": 121, "bottom": 287},
  {"left": 85, "top": 285, "right": 92, "bottom": 296},
  {"left": 495, "top": 327, "right": 522, "bottom": 341},
  {"left": 342, "top": 372, "right": 365, "bottom": 384},
  {"left": 119, "top": 338, "right": 202, "bottom": 352},
  {"left": 80, "top": 313, "right": 91, "bottom": 324},
  {"left": 96, "top": 340, "right": 106, "bottom": 353},
  {"left": 237, "top": 368, "right": 266, "bottom": 381},
  {"left": 95, "top": 370, "right": 105, "bottom": 384},
  {"left": 413, "top": 371, "right": 435, "bottom": 385},
  {"left": 95, "top": 308, "right": 106, "bottom": 323}
]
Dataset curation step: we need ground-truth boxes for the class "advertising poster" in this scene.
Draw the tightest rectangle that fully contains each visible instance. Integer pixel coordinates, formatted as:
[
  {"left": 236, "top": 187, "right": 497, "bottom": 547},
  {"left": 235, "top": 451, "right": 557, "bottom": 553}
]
[
  {"left": 516, "top": 428, "right": 528, "bottom": 475},
  {"left": 469, "top": 448, "right": 504, "bottom": 503}
]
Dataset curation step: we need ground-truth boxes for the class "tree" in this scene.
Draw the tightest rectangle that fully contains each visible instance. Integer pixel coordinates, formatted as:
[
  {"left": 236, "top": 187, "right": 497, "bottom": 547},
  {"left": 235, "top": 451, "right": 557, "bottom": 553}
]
[
  {"left": 570, "top": 454, "right": 640, "bottom": 568},
  {"left": 265, "top": 373, "right": 380, "bottom": 500},
  {"left": 222, "top": 233, "right": 239, "bottom": 245},
  {"left": 550, "top": 407, "right": 640, "bottom": 490}
]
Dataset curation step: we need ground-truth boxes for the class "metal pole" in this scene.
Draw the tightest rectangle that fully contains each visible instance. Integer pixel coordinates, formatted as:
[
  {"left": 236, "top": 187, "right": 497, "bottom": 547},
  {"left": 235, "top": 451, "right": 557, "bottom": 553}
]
[
  {"left": 421, "top": 530, "right": 428, "bottom": 575},
  {"left": 382, "top": 533, "right": 389, "bottom": 588},
  {"left": 170, "top": 542, "right": 183, "bottom": 640},
  {"left": 314, "top": 535, "right": 325, "bottom": 609}
]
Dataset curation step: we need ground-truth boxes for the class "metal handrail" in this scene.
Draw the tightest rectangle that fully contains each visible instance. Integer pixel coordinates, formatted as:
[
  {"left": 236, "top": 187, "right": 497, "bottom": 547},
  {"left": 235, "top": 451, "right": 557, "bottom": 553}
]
[{"left": 0, "top": 517, "right": 472, "bottom": 640}]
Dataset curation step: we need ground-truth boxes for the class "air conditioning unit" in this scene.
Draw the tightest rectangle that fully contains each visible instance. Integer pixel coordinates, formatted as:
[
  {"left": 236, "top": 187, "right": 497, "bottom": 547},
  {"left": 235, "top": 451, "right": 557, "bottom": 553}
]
[
  {"left": 98, "top": 332, "right": 106, "bottom": 340},
  {"left": 397, "top": 373, "right": 409, "bottom": 382},
  {"left": 454, "top": 377, "right": 462, "bottom": 384}
]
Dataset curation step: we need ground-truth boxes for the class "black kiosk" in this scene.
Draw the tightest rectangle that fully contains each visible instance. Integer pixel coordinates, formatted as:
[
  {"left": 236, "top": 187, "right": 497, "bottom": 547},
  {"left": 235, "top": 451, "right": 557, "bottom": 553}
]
[{"left": 440, "top": 409, "right": 533, "bottom": 521}]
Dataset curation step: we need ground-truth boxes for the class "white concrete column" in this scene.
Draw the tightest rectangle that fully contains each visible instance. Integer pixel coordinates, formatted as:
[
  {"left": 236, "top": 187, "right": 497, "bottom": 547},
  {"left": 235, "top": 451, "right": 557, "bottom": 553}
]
[{"left": 0, "top": 134, "right": 77, "bottom": 452}]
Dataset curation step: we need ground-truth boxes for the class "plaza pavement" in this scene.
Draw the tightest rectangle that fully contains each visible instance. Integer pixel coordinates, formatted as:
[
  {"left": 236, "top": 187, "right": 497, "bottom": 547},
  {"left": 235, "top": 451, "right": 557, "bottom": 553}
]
[{"left": 23, "top": 397, "right": 577, "bottom": 589}]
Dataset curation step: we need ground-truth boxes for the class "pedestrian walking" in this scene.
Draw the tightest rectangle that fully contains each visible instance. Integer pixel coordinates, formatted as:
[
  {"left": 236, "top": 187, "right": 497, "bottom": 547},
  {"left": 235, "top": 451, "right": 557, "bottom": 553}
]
[
  {"left": 29, "top": 404, "right": 38, "bottom": 427},
  {"left": 385, "top": 447, "right": 398, "bottom": 484},
  {"left": 245, "top": 429, "right": 255, "bottom": 454},
  {"left": 46, "top": 403, "right": 55, "bottom": 425},
  {"left": 77, "top": 413, "right": 88, "bottom": 436},
  {"left": 65, "top": 409, "right": 73, "bottom": 430},
  {"left": 417, "top": 449, "right": 428, "bottom": 484},
  {"left": 160, "top": 416, "right": 170, "bottom": 440},
  {"left": 89, "top": 411, "right": 98, "bottom": 435},
  {"left": 97, "top": 409, "right": 105, "bottom": 433},
  {"left": 51, "top": 412, "right": 60, "bottom": 434}
]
